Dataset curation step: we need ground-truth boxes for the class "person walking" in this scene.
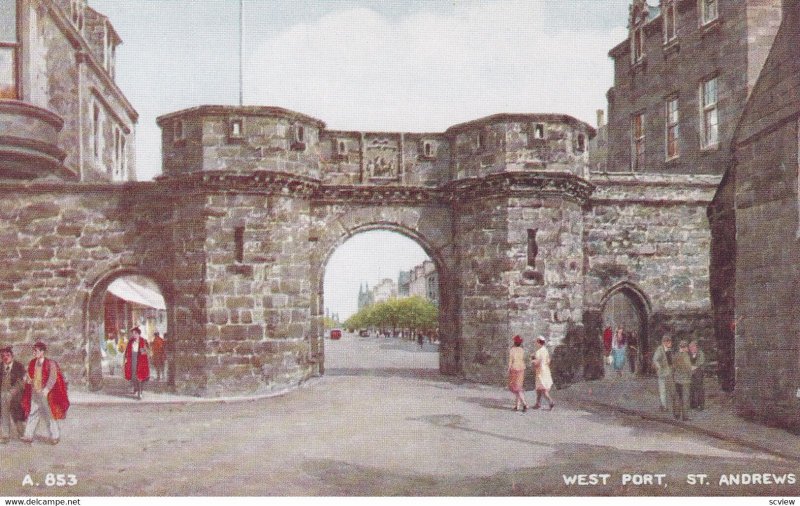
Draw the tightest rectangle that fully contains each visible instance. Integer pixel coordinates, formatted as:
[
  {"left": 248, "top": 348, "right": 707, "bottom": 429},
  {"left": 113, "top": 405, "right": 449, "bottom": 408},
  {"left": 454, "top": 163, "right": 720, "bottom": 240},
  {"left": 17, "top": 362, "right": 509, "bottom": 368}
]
[
  {"left": 0, "top": 346, "right": 26, "bottom": 443},
  {"left": 611, "top": 327, "right": 626, "bottom": 376},
  {"left": 626, "top": 330, "right": 638, "bottom": 374},
  {"left": 689, "top": 340, "right": 706, "bottom": 410},
  {"left": 672, "top": 340, "right": 693, "bottom": 421},
  {"left": 124, "top": 327, "right": 150, "bottom": 399},
  {"left": 507, "top": 335, "right": 529, "bottom": 412},
  {"left": 21, "top": 342, "right": 69, "bottom": 445},
  {"left": 531, "top": 336, "right": 555, "bottom": 410},
  {"left": 652, "top": 336, "right": 674, "bottom": 412},
  {"left": 151, "top": 331, "right": 166, "bottom": 382}
]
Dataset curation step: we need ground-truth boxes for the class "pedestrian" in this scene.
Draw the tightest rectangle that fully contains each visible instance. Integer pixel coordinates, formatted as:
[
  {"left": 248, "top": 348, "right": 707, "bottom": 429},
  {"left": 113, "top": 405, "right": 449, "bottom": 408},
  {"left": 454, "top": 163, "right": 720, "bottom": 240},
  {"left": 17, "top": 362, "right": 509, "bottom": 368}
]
[
  {"left": 0, "top": 346, "right": 26, "bottom": 443},
  {"left": 417, "top": 332, "right": 424, "bottom": 349},
  {"left": 672, "top": 340, "right": 693, "bottom": 421},
  {"left": 124, "top": 327, "right": 150, "bottom": 399},
  {"left": 21, "top": 342, "right": 70, "bottom": 445},
  {"left": 531, "top": 336, "right": 555, "bottom": 410},
  {"left": 602, "top": 326, "right": 613, "bottom": 357},
  {"left": 507, "top": 335, "right": 529, "bottom": 412},
  {"left": 689, "top": 340, "right": 706, "bottom": 410},
  {"left": 626, "top": 330, "right": 638, "bottom": 374},
  {"left": 652, "top": 336, "right": 674, "bottom": 412},
  {"left": 151, "top": 331, "right": 166, "bottom": 382},
  {"left": 611, "top": 327, "right": 626, "bottom": 376}
]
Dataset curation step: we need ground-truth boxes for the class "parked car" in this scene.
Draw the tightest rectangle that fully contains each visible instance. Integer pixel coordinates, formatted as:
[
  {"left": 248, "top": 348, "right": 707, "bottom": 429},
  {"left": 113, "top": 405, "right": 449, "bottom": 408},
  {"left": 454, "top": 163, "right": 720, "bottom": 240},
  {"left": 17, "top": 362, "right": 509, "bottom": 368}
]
[
  {"left": 359, "top": 329, "right": 370, "bottom": 337},
  {"left": 330, "top": 329, "right": 342, "bottom": 340}
]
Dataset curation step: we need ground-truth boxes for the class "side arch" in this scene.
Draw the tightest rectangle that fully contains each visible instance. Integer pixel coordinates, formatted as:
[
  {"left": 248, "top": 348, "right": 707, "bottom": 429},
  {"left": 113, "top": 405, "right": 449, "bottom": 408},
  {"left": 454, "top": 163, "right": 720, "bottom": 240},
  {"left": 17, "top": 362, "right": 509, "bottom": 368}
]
[
  {"left": 599, "top": 281, "right": 652, "bottom": 375},
  {"left": 81, "top": 267, "right": 176, "bottom": 391}
]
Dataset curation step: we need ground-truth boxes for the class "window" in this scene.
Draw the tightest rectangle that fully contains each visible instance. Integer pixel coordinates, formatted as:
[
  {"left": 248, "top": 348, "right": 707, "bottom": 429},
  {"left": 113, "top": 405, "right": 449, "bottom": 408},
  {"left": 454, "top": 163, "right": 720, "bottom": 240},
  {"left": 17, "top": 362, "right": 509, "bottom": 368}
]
[
  {"left": 112, "top": 126, "right": 120, "bottom": 177},
  {"left": 663, "top": 1, "right": 677, "bottom": 43},
  {"left": 576, "top": 134, "right": 586, "bottom": 153},
  {"left": 632, "top": 113, "right": 645, "bottom": 170},
  {"left": 665, "top": 97, "right": 680, "bottom": 159},
  {"left": 632, "top": 26, "right": 644, "bottom": 63},
  {"left": 534, "top": 124, "right": 545, "bottom": 139},
  {"left": 527, "top": 229, "right": 538, "bottom": 268},
  {"left": 701, "top": 77, "right": 719, "bottom": 148},
  {"left": 0, "top": 0, "right": 18, "bottom": 99},
  {"left": 291, "top": 125, "right": 306, "bottom": 151},
  {"left": 234, "top": 227, "right": 244, "bottom": 263},
  {"left": 336, "top": 139, "right": 347, "bottom": 156},
  {"left": 423, "top": 141, "right": 433, "bottom": 157},
  {"left": 93, "top": 103, "right": 103, "bottom": 161},
  {"left": 477, "top": 130, "right": 487, "bottom": 151},
  {"left": 173, "top": 119, "right": 185, "bottom": 142},
  {"left": 700, "top": 0, "right": 718, "bottom": 25},
  {"left": 229, "top": 118, "right": 244, "bottom": 139}
]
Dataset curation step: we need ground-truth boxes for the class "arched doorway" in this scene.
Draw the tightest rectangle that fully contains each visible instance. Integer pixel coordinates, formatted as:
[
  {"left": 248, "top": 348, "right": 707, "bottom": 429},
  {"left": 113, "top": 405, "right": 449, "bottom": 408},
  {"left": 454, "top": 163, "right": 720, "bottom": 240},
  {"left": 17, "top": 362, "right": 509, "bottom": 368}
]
[
  {"left": 84, "top": 270, "right": 172, "bottom": 391},
  {"left": 600, "top": 283, "right": 650, "bottom": 375}
]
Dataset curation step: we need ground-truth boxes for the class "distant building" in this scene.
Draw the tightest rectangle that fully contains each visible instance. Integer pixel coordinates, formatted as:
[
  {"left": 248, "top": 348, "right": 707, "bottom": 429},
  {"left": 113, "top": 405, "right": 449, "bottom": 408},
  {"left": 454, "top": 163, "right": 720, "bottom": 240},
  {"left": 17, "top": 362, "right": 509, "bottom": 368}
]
[
  {"left": 408, "top": 260, "right": 438, "bottom": 306},
  {"left": 357, "top": 282, "right": 374, "bottom": 311},
  {"left": 372, "top": 278, "right": 397, "bottom": 304},
  {"left": 397, "top": 271, "right": 410, "bottom": 297}
]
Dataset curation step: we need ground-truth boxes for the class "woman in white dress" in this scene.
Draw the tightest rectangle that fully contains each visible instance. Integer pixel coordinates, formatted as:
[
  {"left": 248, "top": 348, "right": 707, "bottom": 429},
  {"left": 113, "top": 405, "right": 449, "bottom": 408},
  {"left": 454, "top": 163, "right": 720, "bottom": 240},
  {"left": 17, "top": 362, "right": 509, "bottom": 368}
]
[{"left": 531, "top": 336, "right": 555, "bottom": 410}]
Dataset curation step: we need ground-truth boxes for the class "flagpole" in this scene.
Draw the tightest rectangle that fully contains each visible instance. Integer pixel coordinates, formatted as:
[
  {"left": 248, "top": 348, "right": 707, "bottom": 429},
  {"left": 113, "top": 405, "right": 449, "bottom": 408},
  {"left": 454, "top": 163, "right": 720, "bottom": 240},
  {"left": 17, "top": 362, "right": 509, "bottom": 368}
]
[{"left": 239, "top": 0, "right": 243, "bottom": 106}]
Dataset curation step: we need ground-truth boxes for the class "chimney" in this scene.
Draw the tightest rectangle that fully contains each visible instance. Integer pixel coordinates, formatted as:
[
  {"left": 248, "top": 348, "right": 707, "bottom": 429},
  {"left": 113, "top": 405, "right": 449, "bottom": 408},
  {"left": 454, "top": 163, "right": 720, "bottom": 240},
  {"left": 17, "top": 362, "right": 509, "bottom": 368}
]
[{"left": 596, "top": 109, "right": 605, "bottom": 128}]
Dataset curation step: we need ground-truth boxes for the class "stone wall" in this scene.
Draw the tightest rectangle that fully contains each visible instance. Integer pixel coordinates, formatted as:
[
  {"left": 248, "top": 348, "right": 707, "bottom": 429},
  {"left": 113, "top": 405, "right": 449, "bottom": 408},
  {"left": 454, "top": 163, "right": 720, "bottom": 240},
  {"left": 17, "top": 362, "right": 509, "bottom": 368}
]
[
  {"left": 734, "top": 120, "right": 800, "bottom": 430},
  {"left": 584, "top": 174, "right": 718, "bottom": 362},
  {"left": 0, "top": 182, "right": 170, "bottom": 385},
  {"left": 606, "top": 0, "right": 781, "bottom": 176}
]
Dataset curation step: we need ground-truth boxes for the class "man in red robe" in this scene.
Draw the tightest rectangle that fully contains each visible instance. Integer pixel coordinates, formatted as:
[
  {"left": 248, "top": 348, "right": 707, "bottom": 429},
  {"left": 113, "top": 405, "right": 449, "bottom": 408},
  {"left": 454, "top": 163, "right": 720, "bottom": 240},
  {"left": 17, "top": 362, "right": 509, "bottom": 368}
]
[
  {"left": 124, "top": 327, "right": 150, "bottom": 399},
  {"left": 21, "top": 342, "right": 69, "bottom": 445}
]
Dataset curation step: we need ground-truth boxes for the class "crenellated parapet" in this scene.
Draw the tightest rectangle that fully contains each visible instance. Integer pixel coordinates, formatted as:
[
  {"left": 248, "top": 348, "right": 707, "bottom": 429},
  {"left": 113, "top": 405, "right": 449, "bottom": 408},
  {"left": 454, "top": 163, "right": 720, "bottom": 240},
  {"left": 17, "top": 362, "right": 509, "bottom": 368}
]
[{"left": 157, "top": 106, "right": 596, "bottom": 188}]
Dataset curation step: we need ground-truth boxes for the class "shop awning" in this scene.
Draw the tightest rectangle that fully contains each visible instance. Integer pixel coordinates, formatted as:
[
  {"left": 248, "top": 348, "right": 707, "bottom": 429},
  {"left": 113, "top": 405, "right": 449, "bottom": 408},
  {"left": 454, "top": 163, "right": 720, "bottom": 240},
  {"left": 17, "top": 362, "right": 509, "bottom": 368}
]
[{"left": 107, "top": 278, "right": 166, "bottom": 310}]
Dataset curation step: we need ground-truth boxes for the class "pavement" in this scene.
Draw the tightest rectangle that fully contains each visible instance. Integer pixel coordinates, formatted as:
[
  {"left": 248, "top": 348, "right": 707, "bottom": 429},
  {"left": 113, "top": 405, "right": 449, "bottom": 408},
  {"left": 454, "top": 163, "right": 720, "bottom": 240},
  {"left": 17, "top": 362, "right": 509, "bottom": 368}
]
[
  {"left": 556, "top": 368, "right": 800, "bottom": 463},
  {"left": 67, "top": 341, "right": 800, "bottom": 463}
]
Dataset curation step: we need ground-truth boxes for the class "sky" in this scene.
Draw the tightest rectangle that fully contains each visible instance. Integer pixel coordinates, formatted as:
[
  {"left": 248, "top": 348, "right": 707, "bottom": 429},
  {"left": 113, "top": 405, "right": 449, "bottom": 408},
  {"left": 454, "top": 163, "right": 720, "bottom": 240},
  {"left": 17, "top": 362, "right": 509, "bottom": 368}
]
[
  {"left": 91, "top": 0, "right": 631, "bottom": 182},
  {"left": 89, "top": 0, "right": 632, "bottom": 319},
  {"left": 324, "top": 230, "right": 429, "bottom": 320}
]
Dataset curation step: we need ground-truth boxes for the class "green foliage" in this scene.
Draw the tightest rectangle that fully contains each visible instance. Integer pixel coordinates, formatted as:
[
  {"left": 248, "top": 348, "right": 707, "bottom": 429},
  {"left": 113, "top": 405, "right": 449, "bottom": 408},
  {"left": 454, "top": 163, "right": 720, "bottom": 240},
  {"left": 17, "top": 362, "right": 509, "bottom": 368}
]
[
  {"left": 322, "top": 316, "right": 338, "bottom": 330},
  {"left": 344, "top": 296, "right": 438, "bottom": 334}
]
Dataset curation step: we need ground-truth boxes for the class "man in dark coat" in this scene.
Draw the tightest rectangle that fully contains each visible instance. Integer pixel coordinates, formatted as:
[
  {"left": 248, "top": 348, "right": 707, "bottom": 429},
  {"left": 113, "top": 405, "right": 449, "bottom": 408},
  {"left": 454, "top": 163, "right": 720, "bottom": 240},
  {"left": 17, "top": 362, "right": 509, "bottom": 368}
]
[{"left": 0, "top": 346, "right": 26, "bottom": 442}]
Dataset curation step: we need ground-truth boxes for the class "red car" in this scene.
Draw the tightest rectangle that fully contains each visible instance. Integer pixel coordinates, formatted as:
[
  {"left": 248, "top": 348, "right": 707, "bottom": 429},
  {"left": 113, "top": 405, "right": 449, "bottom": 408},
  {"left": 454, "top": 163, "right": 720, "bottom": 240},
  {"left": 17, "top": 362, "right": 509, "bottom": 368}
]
[{"left": 329, "top": 329, "right": 342, "bottom": 340}]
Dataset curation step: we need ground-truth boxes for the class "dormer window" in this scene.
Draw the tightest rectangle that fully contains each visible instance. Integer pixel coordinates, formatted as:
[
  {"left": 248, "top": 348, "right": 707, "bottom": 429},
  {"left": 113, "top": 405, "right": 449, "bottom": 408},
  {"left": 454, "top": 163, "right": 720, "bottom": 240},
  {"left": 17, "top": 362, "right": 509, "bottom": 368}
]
[
  {"left": 70, "top": 0, "right": 85, "bottom": 31},
  {"left": 700, "top": 0, "right": 718, "bottom": 26},
  {"left": 663, "top": 1, "right": 677, "bottom": 43},
  {"left": 0, "top": 0, "right": 19, "bottom": 99},
  {"left": 228, "top": 118, "right": 244, "bottom": 140},
  {"left": 629, "top": 0, "right": 649, "bottom": 64},
  {"left": 291, "top": 124, "right": 306, "bottom": 151},
  {"left": 173, "top": 119, "right": 185, "bottom": 143}
]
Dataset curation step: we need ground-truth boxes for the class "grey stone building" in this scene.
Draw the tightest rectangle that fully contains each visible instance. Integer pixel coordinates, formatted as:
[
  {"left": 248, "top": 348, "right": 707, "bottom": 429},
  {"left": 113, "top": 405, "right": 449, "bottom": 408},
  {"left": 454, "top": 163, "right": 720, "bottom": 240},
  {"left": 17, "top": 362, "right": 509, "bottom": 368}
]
[
  {"left": 1, "top": 0, "right": 137, "bottom": 182},
  {"left": 709, "top": 0, "right": 800, "bottom": 431},
  {"left": 0, "top": 0, "right": 778, "bottom": 402}
]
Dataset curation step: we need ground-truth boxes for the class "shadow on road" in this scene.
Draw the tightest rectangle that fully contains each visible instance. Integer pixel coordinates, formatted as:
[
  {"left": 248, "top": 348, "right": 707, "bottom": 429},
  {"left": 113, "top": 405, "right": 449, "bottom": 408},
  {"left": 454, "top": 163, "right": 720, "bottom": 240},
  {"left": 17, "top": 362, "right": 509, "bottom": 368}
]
[{"left": 324, "top": 367, "right": 464, "bottom": 385}]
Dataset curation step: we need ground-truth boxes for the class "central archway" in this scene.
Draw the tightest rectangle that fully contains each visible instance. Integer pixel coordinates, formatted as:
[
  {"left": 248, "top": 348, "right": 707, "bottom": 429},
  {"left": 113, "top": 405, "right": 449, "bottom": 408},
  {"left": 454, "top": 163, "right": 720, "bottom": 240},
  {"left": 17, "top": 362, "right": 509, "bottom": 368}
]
[{"left": 310, "top": 215, "right": 459, "bottom": 377}]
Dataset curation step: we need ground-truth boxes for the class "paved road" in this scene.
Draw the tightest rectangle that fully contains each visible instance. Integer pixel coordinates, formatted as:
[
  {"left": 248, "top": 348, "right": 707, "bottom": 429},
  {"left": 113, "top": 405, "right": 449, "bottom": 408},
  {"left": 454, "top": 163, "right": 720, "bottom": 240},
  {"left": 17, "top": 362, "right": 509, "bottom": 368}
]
[{"left": 0, "top": 333, "right": 797, "bottom": 496}]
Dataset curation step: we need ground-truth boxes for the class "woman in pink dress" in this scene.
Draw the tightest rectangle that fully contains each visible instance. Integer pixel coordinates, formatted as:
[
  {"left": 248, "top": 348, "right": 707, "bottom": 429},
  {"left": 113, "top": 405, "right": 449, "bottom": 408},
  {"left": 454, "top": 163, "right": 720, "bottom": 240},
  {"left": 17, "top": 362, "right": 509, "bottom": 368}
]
[{"left": 507, "top": 335, "right": 529, "bottom": 412}]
